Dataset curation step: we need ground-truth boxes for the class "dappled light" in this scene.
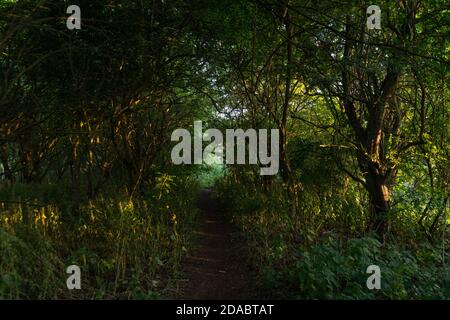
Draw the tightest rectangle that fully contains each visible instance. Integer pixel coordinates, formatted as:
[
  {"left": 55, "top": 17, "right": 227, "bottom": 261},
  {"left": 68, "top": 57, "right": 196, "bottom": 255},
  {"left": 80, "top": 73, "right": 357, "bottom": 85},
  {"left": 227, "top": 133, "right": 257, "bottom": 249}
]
[{"left": 0, "top": 0, "right": 448, "bottom": 301}]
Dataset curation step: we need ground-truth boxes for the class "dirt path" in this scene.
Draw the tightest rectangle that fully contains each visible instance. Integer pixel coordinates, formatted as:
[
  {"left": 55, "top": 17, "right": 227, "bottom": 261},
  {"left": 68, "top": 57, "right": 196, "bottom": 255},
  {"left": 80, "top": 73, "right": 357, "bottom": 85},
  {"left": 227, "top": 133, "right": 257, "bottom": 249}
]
[{"left": 178, "top": 188, "right": 256, "bottom": 299}]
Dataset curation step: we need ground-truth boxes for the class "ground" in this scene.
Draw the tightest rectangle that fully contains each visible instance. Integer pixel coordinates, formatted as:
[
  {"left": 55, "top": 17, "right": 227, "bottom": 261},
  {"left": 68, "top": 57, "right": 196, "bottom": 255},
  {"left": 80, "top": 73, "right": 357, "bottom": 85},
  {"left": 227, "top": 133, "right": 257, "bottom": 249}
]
[{"left": 177, "top": 188, "right": 257, "bottom": 299}]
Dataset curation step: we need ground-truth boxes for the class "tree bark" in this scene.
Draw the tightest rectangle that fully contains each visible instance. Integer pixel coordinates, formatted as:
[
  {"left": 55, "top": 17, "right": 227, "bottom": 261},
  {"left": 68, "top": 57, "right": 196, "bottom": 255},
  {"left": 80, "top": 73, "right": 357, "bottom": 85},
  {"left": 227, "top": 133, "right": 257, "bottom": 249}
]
[
  {"left": 342, "top": 15, "right": 401, "bottom": 240},
  {"left": 0, "top": 144, "right": 13, "bottom": 182},
  {"left": 365, "top": 167, "right": 391, "bottom": 239}
]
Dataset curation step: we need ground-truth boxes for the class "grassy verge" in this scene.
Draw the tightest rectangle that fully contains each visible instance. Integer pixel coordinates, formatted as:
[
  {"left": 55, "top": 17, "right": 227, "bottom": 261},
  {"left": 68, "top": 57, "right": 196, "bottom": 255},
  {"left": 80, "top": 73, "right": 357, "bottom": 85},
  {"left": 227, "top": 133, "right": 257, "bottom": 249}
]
[
  {"left": 0, "top": 176, "right": 200, "bottom": 299},
  {"left": 214, "top": 177, "right": 450, "bottom": 300}
]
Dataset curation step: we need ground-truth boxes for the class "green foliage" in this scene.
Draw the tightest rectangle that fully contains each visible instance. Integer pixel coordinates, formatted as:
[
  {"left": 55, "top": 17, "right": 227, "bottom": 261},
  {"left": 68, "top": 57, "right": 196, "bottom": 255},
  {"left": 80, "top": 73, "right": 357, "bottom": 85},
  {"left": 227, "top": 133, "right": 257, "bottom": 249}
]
[
  {"left": 0, "top": 0, "right": 448, "bottom": 300},
  {"left": 0, "top": 177, "right": 200, "bottom": 299},
  {"left": 265, "top": 236, "right": 449, "bottom": 299},
  {"left": 196, "top": 164, "right": 225, "bottom": 188},
  {"left": 0, "top": 226, "right": 64, "bottom": 299},
  {"left": 215, "top": 173, "right": 449, "bottom": 300}
]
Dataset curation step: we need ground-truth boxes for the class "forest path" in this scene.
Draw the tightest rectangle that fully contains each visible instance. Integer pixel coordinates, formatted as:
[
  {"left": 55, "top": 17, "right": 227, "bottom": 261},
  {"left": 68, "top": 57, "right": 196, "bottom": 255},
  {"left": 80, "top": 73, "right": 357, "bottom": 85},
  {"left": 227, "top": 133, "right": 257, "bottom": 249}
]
[{"left": 178, "top": 188, "right": 256, "bottom": 299}]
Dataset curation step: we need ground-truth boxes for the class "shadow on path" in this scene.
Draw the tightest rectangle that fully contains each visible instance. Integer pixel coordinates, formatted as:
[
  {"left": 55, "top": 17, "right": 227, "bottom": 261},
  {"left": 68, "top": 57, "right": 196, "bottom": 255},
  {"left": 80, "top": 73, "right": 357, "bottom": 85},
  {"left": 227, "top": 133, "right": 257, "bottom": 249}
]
[{"left": 179, "top": 188, "right": 256, "bottom": 299}]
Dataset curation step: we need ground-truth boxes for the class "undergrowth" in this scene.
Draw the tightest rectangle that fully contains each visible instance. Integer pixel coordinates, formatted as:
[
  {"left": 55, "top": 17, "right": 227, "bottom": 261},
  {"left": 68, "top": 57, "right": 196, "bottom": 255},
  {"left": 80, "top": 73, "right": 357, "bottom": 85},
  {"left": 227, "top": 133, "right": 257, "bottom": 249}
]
[
  {"left": 214, "top": 174, "right": 450, "bottom": 300},
  {"left": 0, "top": 175, "right": 200, "bottom": 299}
]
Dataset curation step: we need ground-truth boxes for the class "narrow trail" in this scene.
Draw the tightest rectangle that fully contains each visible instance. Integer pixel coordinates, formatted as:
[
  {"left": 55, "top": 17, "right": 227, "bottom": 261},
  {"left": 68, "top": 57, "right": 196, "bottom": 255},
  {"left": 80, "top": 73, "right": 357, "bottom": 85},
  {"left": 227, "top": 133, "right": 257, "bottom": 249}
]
[{"left": 179, "top": 188, "right": 256, "bottom": 299}]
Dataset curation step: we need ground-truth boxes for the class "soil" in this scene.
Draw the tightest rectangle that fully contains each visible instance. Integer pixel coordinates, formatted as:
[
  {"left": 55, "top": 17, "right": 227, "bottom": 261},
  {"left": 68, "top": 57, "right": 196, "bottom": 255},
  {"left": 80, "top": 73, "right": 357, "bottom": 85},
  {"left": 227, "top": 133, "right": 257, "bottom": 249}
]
[{"left": 178, "top": 188, "right": 257, "bottom": 299}]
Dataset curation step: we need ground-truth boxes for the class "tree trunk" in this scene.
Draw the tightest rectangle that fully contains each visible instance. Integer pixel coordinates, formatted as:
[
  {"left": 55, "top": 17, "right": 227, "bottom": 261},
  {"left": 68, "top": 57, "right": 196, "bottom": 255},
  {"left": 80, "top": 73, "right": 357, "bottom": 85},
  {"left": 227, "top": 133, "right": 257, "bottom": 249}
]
[
  {"left": 20, "top": 148, "right": 32, "bottom": 183},
  {"left": 278, "top": 128, "right": 292, "bottom": 183},
  {"left": 365, "top": 170, "right": 390, "bottom": 240},
  {"left": 0, "top": 145, "right": 13, "bottom": 182}
]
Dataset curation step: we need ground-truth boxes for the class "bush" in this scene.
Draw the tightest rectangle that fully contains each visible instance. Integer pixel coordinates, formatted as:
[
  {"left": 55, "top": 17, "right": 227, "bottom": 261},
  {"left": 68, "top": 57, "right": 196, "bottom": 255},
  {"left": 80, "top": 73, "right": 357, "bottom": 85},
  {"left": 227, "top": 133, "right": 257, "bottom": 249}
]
[
  {"left": 214, "top": 175, "right": 449, "bottom": 300},
  {"left": 266, "top": 236, "right": 449, "bottom": 299},
  {"left": 0, "top": 176, "right": 200, "bottom": 299}
]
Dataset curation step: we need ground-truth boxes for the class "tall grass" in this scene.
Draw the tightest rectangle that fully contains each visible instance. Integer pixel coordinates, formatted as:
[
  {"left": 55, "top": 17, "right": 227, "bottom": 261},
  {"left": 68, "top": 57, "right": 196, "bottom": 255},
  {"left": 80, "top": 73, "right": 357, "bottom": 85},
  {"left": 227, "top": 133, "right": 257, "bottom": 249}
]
[{"left": 0, "top": 176, "right": 200, "bottom": 299}]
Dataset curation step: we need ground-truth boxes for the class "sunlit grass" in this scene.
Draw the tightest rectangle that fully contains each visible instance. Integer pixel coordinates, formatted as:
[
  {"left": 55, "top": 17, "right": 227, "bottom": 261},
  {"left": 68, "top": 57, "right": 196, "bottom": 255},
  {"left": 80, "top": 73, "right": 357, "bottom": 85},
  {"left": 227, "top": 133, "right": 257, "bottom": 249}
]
[{"left": 0, "top": 179, "right": 200, "bottom": 299}]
